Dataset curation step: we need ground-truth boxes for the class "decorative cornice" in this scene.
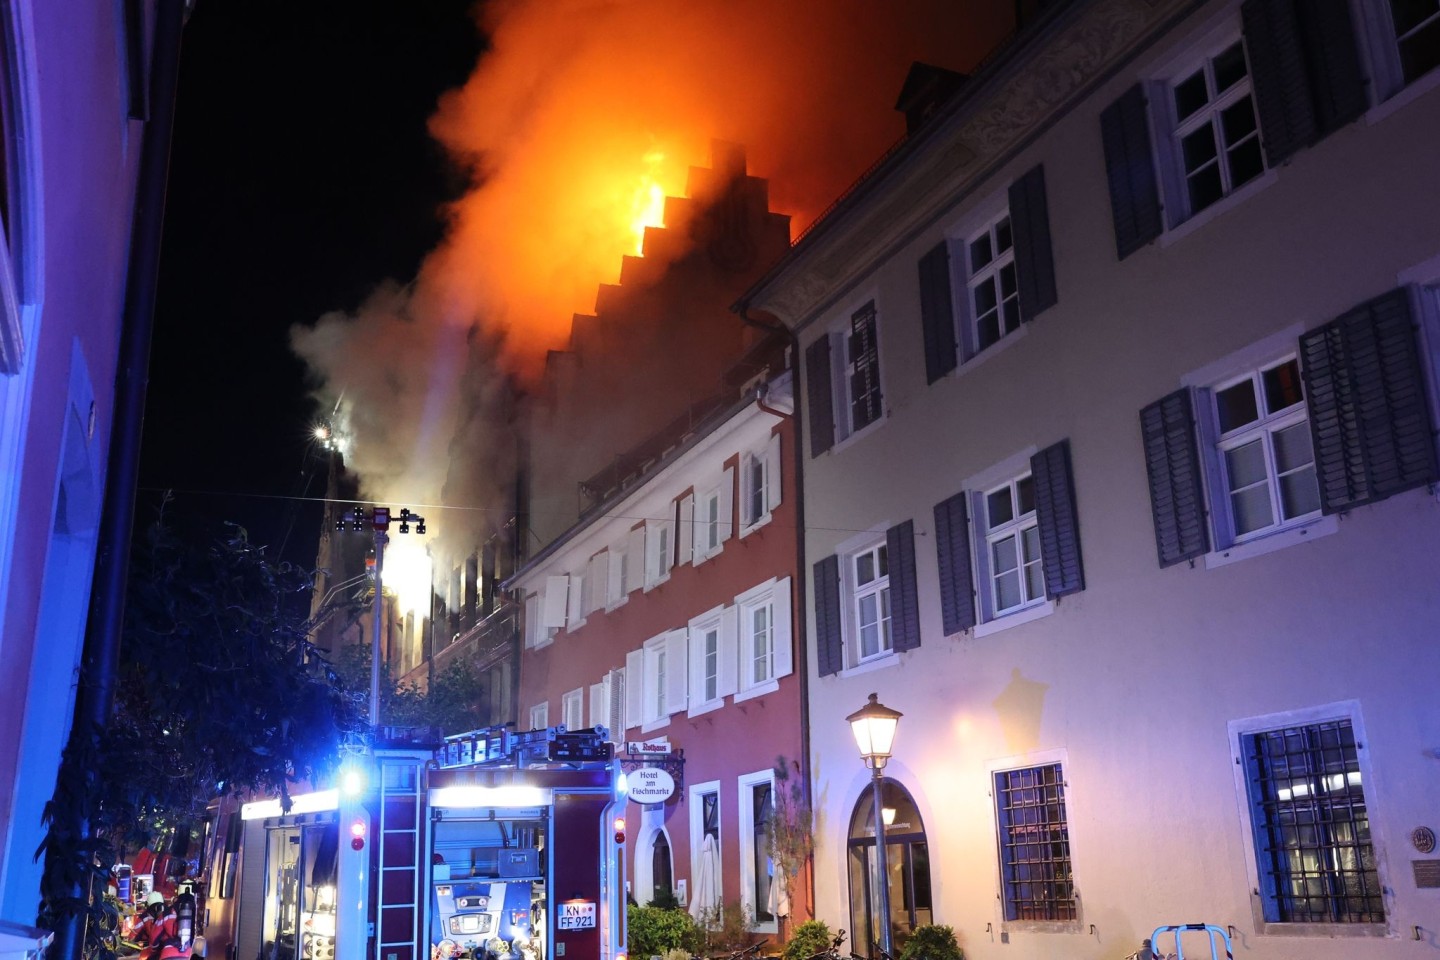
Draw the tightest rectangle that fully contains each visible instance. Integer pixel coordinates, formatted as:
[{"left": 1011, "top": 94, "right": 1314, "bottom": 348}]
[{"left": 751, "top": 0, "right": 1190, "bottom": 328}]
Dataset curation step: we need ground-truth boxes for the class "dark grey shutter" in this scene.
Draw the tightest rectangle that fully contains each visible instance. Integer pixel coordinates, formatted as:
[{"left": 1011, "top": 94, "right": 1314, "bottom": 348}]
[
  {"left": 1030, "top": 440, "right": 1085, "bottom": 597},
  {"left": 933, "top": 492, "right": 976, "bottom": 635},
  {"left": 886, "top": 521, "right": 921, "bottom": 652},
  {"left": 1100, "top": 84, "right": 1162, "bottom": 260},
  {"left": 1009, "top": 165, "right": 1058, "bottom": 319},
  {"left": 1243, "top": 0, "right": 1317, "bottom": 166},
  {"left": 813, "top": 555, "right": 843, "bottom": 676},
  {"left": 918, "top": 241, "right": 958, "bottom": 384},
  {"left": 848, "top": 302, "right": 884, "bottom": 429},
  {"left": 1139, "top": 389, "right": 1211, "bottom": 567},
  {"left": 1300, "top": 287, "right": 1439, "bottom": 513},
  {"left": 805, "top": 336, "right": 835, "bottom": 457},
  {"left": 1243, "top": 0, "right": 1365, "bottom": 167}
]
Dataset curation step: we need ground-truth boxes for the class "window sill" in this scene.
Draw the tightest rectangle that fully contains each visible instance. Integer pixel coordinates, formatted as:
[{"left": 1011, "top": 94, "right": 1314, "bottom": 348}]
[
  {"left": 1252, "top": 920, "right": 1389, "bottom": 939},
  {"left": 839, "top": 651, "right": 899, "bottom": 679},
  {"left": 640, "top": 716, "right": 671, "bottom": 734},
  {"left": 568, "top": 616, "right": 587, "bottom": 632},
  {"left": 826, "top": 412, "right": 888, "bottom": 458},
  {"left": 739, "top": 513, "right": 773, "bottom": 538},
  {"left": 687, "top": 698, "right": 724, "bottom": 719},
  {"left": 1160, "top": 169, "right": 1278, "bottom": 250},
  {"left": 952, "top": 323, "right": 1030, "bottom": 380},
  {"left": 692, "top": 546, "right": 722, "bottom": 567},
  {"left": 606, "top": 595, "right": 629, "bottom": 613},
  {"left": 1204, "top": 514, "right": 1337, "bottom": 569},
  {"left": 1367, "top": 67, "right": 1440, "bottom": 127},
  {"left": 974, "top": 600, "right": 1055, "bottom": 638},
  {"left": 734, "top": 678, "right": 779, "bottom": 703},
  {"left": 642, "top": 572, "right": 672, "bottom": 593}
]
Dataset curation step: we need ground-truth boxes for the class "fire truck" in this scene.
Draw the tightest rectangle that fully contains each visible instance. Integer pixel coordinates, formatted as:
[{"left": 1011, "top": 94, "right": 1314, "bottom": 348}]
[{"left": 233, "top": 727, "right": 627, "bottom": 960}]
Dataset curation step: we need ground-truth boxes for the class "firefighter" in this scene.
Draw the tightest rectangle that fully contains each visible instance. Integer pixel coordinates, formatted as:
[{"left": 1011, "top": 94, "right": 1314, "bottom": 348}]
[
  {"left": 133, "top": 892, "right": 167, "bottom": 953},
  {"left": 144, "top": 889, "right": 197, "bottom": 960}
]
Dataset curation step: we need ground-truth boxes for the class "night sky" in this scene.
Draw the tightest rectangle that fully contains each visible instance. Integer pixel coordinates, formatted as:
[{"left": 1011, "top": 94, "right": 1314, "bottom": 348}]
[{"left": 139, "top": 1, "right": 483, "bottom": 564}]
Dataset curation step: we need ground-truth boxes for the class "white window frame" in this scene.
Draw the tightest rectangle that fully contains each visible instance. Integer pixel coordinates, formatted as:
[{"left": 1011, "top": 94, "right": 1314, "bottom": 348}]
[
  {"left": 737, "top": 769, "right": 778, "bottom": 935},
  {"left": 607, "top": 537, "right": 629, "bottom": 610},
  {"left": 694, "top": 484, "right": 724, "bottom": 562},
  {"left": 687, "top": 604, "right": 732, "bottom": 717},
  {"left": 739, "top": 433, "right": 782, "bottom": 536},
  {"left": 985, "top": 748, "right": 1080, "bottom": 931},
  {"left": 688, "top": 780, "right": 723, "bottom": 916},
  {"left": 528, "top": 701, "right": 549, "bottom": 731},
  {"left": 977, "top": 471, "right": 1046, "bottom": 620},
  {"left": 1182, "top": 326, "right": 1339, "bottom": 568},
  {"left": 847, "top": 539, "right": 892, "bottom": 666},
  {"left": 962, "top": 448, "right": 1057, "bottom": 637},
  {"left": 734, "top": 577, "right": 792, "bottom": 702},
  {"left": 1227, "top": 701, "right": 1391, "bottom": 937},
  {"left": 1357, "top": 0, "right": 1440, "bottom": 111},
  {"left": 566, "top": 570, "right": 585, "bottom": 631},
  {"left": 644, "top": 514, "right": 675, "bottom": 590},
  {"left": 561, "top": 688, "right": 585, "bottom": 733},
  {"left": 638, "top": 629, "right": 688, "bottom": 731},
  {"left": 963, "top": 203, "right": 1022, "bottom": 356}
]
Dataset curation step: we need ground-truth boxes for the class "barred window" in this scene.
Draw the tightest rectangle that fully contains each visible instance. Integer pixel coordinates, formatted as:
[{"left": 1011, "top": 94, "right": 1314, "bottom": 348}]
[
  {"left": 994, "top": 763, "right": 1074, "bottom": 921},
  {"left": 1242, "top": 719, "right": 1384, "bottom": 923}
]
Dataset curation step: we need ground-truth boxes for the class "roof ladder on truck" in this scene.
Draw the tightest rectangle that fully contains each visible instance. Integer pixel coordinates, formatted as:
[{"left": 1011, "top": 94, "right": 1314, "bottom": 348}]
[{"left": 374, "top": 754, "right": 427, "bottom": 960}]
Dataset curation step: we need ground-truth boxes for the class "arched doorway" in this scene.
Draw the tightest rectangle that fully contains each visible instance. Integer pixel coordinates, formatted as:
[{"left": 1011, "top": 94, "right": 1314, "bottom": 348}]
[{"left": 847, "top": 779, "right": 932, "bottom": 958}]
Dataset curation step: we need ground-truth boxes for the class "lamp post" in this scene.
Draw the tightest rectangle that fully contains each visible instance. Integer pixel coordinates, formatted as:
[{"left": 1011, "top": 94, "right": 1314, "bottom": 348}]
[
  {"left": 337, "top": 506, "right": 426, "bottom": 732},
  {"left": 847, "top": 693, "right": 902, "bottom": 959}
]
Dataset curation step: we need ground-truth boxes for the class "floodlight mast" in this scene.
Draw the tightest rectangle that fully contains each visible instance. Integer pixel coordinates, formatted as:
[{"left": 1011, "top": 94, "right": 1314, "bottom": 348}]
[{"left": 335, "top": 505, "right": 427, "bottom": 734}]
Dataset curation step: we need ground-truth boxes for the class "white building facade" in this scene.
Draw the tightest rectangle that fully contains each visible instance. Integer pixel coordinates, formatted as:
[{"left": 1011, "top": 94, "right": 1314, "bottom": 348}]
[{"left": 742, "top": 0, "right": 1440, "bottom": 957}]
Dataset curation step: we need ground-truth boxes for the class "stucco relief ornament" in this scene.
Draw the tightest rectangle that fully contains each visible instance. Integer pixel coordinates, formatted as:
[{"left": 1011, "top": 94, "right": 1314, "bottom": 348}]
[{"left": 1413, "top": 826, "right": 1437, "bottom": 854}]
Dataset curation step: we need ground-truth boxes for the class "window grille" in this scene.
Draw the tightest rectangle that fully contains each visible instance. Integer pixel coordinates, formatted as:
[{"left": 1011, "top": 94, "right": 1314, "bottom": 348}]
[
  {"left": 1243, "top": 719, "right": 1384, "bottom": 923},
  {"left": 994, "top": 763, "right": 1074, "bottom": 921}
]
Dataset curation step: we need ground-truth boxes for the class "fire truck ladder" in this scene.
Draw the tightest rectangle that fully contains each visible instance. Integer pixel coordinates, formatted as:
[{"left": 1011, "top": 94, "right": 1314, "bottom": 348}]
[{"left": 375, "top": 756, "right": 426, "bottom": 960}]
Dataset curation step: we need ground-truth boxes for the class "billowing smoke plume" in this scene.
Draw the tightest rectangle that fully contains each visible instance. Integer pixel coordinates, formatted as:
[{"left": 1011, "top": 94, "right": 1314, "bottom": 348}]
[{"left": 291, "top": 0, "right": 1010, "bottom": 604}]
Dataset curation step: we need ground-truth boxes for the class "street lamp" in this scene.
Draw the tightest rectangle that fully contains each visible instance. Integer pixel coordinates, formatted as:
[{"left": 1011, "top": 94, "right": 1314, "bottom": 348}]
[{"left": 847, "top": 693, "right": 902, "bottom": 959}]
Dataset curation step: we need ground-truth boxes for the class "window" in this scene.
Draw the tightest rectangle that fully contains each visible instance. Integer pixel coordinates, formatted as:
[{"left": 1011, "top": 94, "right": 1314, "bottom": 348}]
[
  {"left": 630, "top": 630, "right": 687, "bottom": 729},
  {"left": 814, "top": 522, "right": 923, "bottom": 677},
  {"left": 804, "top": 300, "right": 887, "bottom": 456},
  {"left": 1209, "top": 356, "right": 1319, "bottom": 541},
  {"left": 980, "top": 473, "right": 1045, "bottom": 616},
  {"left": 644, "top": 634, "right": 668, "bottom": 725},
  {"left": 624, "top": 525, "right": 646, "bottom": 594},
  {"left": 740, "top": 433, "right": 782, "bottom": 533},
  {"left": 966, "top": 210, "right": 1020, "bottom": 352},
  {"left": 645, "top": 516, "right": 674, "bottom": 589},
  {"left": 1166, "top": 37, "right": 1264, "bottom": 219},
  {"left": 0, "top": 11, "right": 31, "bottom": 375},
  {"left": 528, "top": 701, "right": 549, "bottom": 730},
  {"left": 561, "top": 688, "right": 584, "bottom": 733},
  {"left": 687, "top": 604, "right": 735, "bottom": 715},
  {"left": 590, "top": 668, "right": 626, "bottom": 742},
  {"left": 851, "top": 543, "right": 891, "bottom": 662},
  {"left": 734, "top": 577, "right": 792, "bottom": 698},
  {"left": 585, "top": 551, "right": 609, "bottom": 616},
  {"left": 1237, "top": 715, "right": 1383, "bottom": 925},
  {"left": 994, "top": 763, "right": 1075, "bottom": 922},
  {"left": 847, "top": 778, "right": 932, "bottom": 953},
  {"left": 920, "top": 166, "right": 1055, "bottom": 379},
  {"left": 696, "top": 486, "right": 723, "bottom": 558},
  {"left": 738, "top": 771, "right": 777, "bottom": 932},
  {"left": 606, "top": 540, "right": 626, "bottom": 608},
  {"left": 689, "top": 783, "right": 722, "bottom": 918},
  {"left": 1388, "top": 0, "right": 1440, "bottom": 85}
]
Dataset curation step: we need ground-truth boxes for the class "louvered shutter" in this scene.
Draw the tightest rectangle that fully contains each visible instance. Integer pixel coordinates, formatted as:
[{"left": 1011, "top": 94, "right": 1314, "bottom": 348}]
[
  {"left": 624, "top": 649, "right": 644, "bottom": 731},
  {"left": 933, "top": 491, "right": 976, "bottom": 635},
  {"left": 665, "top": 629, "right": 688, "bottom": 715},
  {"left": 918, "top": 241, "right": 958, "bottom": 383},
  {"left": 1100, "top": 84, "right": 1162, "bottom": 260},
  {"left": 678, "top": 495, "right": 694, "bottom": 566},
  {"left": 607, "top": 544, "right": 624, "bottom": 604},
  {"left": 771, "top": 577, "right": 793, "bottom": 680},
  {"left": 566, "top": 574, "right": 584, "bottom": 628},
  {"left": 765, "top": 432, "right": 783, "bottom": 512},
  {"left": 1140, "top": 389, "right": 1211, "bottom": 567},
  {"left": 717, "top": 605, "right": 739, "bottom": 698},
  {"left": 1031, "top": 440, "right": 1086, "bottom": 597},
  {"left": 1300, "top": 287, "right": 1438, "bottom": 513},
  {"left": 719, "top": 465, "right": 735, "bottom": 543},
  {"left": 849, "top": 303, "right": 884, "bottom": 429},
  {"left": 589, "top": 681, "right": 605, "bottom": 731},
  {"left": 886, "top": 521, "right": 921, "bottom": 652},
  {"left": 813, "top": 555, "right": 843, "bottom": 677},
  {"left": 606, "top": 669, "right": 625, "bottom": 744},
  {"left": 626, "top": 525, "right": 645, "bottom": 592},
  {"left": 805, "top": 336, "right": 835, "bottom": 456},
  {"left": 1242, "top": 0, "right": 1365, "bottom": 167},
  {"left": 541, "top": 575, "right": 568, "bottom": 628},
  {"left": 1008, "top": 165, "right": 1058, "bottom": 320}
]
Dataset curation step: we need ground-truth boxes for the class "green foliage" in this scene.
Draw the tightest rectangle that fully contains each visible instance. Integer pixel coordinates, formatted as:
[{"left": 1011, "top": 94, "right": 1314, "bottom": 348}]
[
  {"left": 333, "top": 642, "right": 492, "bottom": 736},
  {"left": 627, "top": 904, "right": 701, "bottom": 959},
  {"left": 897, "top": 925, "right": 963, "bottom": 960},
  {"left": 781, "top": 920, "right": 833, "bottom": 960},
  {"left": 765, "top": 756, "right": 812, "bottom": 919},
  {"left": 694, "top": 900, "right": 755, "bottom": 954},
  {"left": 40, "top": 518, "right": 368, "bottom": 959}
]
